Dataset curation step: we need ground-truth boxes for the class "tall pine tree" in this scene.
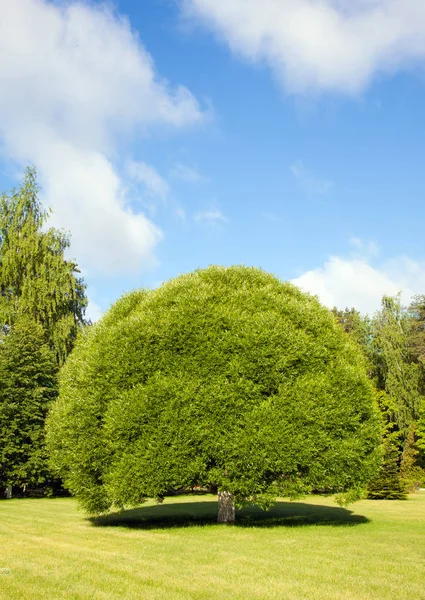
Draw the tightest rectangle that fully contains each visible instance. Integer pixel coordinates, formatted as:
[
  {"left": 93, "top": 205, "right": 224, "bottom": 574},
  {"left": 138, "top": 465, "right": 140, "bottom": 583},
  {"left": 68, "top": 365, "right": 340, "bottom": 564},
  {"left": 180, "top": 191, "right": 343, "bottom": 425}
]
[{"left": 0, "top": 317, "right": 57, "bottom": 491}]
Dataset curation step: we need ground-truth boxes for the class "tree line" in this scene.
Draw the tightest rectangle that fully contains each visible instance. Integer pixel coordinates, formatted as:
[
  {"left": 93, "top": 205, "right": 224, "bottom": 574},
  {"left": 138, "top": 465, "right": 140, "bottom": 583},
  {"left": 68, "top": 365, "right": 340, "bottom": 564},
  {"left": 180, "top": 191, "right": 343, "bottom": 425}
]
[
  {"left": 333, "top": 299, "right": 425, "bottom": 498},
  {"left": 0, "top": 168, "right": 87, "bottom": 497},
  {"left": 0, "top": 169, "right": 424, "bottom": 505}
]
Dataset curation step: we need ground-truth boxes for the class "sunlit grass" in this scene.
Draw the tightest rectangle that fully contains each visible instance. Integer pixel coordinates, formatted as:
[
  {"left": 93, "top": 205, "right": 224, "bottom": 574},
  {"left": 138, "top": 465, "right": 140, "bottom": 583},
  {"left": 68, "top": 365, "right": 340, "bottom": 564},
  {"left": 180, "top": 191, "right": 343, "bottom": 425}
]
[{"left": 1, "top": 492, "right": 424, "bottom": 599}]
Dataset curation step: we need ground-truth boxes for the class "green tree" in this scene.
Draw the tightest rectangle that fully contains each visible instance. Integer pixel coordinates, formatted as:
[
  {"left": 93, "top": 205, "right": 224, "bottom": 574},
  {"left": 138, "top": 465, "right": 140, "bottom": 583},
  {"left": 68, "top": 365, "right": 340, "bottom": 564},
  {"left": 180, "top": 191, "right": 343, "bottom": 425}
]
[
  {"left": 370, "top": 295, "right": 422, "bottom": 434},
  {"left": 0, "top": 317, "right": 57, "bottom": 492},
  {"left": 363, "top": 295, "right": 425, "bottom": 498},
  {"left": 0, "top": 167, "right": 87, "bottom": 365},
  {"left": 400, "top": 423, "right": 424, "bottom": 491},
  {"left": 416, "top": 400, "right": 425, "bottom": 457},
  {"left": 47, "top": 267, "right": 381, "bottom": 522},
  {"left": 367, "top": 439, "right": 408, "bottom": 500},
  {"left": 367, "top": 390, "right": 408, "bottom": 499},
  {"left": 334, "top": 296, "right": 425, "bottom": 498},
  {"left": 407, "top": 295, "right": 425, "bottom": 369},
  {"left": 0, "top": 168, "right": 87, "bottom": 496},
  {"left": 332, "top": 307, "right": 371, "bottom": 356}
]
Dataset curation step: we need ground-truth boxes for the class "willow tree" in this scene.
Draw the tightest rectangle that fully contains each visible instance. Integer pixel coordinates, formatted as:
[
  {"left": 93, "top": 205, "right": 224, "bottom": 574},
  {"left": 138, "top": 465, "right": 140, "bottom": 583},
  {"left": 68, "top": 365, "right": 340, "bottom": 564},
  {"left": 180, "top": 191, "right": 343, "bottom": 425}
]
[
  {"left": 0, "top": 167, "right": 87, "bottom": 365},
  {"left": 407, "top": 295, "right": 425, "bottom": 368},
  {"left": 370, "top": 295, "right": 422, "bottom": 432},
  {"left": 47, "top": 266, "right": 381, "bottom": 523}
]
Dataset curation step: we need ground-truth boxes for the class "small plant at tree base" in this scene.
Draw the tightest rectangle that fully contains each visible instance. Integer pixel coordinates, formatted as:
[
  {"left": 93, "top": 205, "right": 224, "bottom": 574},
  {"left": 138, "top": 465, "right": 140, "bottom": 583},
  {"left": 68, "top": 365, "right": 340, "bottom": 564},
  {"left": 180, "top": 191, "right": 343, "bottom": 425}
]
[{"left": 46, "top": 266, "right": 382, "bottom": 523}]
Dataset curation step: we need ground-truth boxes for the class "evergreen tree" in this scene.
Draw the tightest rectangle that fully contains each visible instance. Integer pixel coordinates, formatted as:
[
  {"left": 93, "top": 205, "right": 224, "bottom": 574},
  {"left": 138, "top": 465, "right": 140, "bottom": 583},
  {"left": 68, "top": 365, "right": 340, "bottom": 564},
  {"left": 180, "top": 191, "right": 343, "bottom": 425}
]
[
  {"left": 416, "top": 400, "right": 425, "bottom": 457},
  {"left": 367, "top": 390, "right": 408, "bottom": 500},
  {"left": 400, "top": 423, "right": 424, "bottom": 492},
  {"left": 0, "top": 167, "right": 87, "bottom": 365},
  {"left": 367, "top": 439, "right": 408, "bottom": 500},
  {"left": 0, "top": 317, "right": 57, "bottom": 491}
]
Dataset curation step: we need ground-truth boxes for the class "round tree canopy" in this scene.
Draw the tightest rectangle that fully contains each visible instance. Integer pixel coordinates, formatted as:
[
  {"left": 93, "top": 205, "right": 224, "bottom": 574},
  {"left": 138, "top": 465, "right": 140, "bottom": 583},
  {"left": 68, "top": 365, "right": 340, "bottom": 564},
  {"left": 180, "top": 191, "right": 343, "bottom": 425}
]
[{"left": 47, "top": 266, "right": 381, "bottom": 517}]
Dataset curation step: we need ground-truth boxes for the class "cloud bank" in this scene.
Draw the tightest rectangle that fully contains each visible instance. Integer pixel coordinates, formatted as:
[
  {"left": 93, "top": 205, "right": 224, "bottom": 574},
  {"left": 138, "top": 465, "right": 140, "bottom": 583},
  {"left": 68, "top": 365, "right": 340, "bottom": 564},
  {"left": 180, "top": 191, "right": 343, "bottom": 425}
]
[
  {"left": 183, "top": 0, "right": 425, "bottom": 93},
  {"left": 0, "top": 0, "right": 203, "bottom": 275},
  {"left": 292, "top": 248, "right": 425, "bottom": 314}
]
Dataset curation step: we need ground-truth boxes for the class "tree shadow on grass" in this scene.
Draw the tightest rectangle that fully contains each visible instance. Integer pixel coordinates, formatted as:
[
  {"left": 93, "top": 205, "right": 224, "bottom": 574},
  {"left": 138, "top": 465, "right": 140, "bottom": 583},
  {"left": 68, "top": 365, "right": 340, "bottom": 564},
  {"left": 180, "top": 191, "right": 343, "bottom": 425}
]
[{"left": 90, "top": 499, "right": 369, "bottom": 530}]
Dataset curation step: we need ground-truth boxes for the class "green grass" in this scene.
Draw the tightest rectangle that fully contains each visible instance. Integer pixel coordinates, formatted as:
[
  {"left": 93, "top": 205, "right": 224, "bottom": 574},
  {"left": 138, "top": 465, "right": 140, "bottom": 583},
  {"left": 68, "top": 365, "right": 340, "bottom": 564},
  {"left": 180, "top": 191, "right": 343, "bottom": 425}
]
[{"left": 1, "top": 493, "right": 425, "bottom": 599}]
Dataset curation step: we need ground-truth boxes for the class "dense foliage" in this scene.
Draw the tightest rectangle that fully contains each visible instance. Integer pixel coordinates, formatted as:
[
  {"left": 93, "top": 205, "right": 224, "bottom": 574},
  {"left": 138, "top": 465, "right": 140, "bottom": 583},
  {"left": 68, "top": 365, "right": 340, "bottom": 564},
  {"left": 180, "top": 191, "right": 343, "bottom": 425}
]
[
  {"left": 0, "top": 167, "right": 87, "bottom": 365},
  {"left": 334, "top": 296, "right": 425, "bottom": 497},
  {"left": 47, "top": 266, "right": 381, "bottom": 517},
  {"left": 0, "top": 317, "right": 57, "bottom": 490},
  {"left": 370, "top": 296, "right": 422, "bottom": 432},
  {"left": 0, "top": 168, "right": 87, "bottom": 495}
]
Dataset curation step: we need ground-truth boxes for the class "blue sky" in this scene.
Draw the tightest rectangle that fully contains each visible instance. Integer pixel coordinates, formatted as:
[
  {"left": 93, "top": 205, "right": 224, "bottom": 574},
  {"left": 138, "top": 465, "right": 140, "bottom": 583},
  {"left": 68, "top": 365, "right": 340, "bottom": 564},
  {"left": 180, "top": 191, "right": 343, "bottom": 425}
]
[{"left": 1, "top": 0, "right": 425, "bottom": 319}]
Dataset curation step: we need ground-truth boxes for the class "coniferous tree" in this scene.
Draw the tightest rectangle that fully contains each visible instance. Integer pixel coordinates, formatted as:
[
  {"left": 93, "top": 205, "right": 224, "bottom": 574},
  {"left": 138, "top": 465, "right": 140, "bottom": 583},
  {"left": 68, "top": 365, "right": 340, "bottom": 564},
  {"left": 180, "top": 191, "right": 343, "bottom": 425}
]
[
  {"left": 416, "top": 401, "right": 425, "bottom": 458},
  {"left": 367, "top": 439, "right": 408, "bottom": 500},
  {"left": 367, "top": 390, "right": 408, "bottom": 499},
  {"left": 400, "top": 423, "right": 424, "bottom": 491},
  {"left": 0, "top": 317, "right": 57, "bottom": 492}
]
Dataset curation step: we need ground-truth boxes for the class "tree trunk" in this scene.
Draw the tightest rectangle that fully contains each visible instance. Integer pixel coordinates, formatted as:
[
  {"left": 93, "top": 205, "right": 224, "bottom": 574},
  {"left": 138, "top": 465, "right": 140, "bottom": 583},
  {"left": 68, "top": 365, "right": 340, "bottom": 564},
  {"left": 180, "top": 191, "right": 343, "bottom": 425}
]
[
  {"left": 217, "top": 490, "right": 235, "bottom": 524},
  {"left": 5, "top": 486, "right": 12, "bottom": 499}
]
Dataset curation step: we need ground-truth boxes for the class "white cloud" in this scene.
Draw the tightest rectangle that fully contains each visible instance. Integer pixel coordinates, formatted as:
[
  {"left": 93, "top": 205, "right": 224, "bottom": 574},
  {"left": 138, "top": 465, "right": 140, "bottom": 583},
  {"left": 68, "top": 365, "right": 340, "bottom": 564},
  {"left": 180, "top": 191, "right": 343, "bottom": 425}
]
[
  {"left": 0, "top": 0, "right": 204, "bottom": 275},
  {"left": 127, "top": 160, "right": 169, "bottom": 199},
  {"left": 292, "top": 252, "right": 425, "bottom": 315},
  {"left": 171, "top": 162, "right": 206, "bottom": 183},
  {"left": 183, "top": 0, "right": 425, "bottom": 94},
  {"left": 290, "top": 161, "right": 334, "bottom": 195},
  {"left": 194, "top": 209, "right": 228, "bottom": 224}
]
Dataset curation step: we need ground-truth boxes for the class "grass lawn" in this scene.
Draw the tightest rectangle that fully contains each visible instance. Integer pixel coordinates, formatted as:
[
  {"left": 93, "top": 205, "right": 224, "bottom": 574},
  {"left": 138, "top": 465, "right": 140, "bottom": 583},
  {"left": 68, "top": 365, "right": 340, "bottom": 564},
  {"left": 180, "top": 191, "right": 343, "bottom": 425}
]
[{"left": 1, "top": 492, "right": 424, "bottom": 599}]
